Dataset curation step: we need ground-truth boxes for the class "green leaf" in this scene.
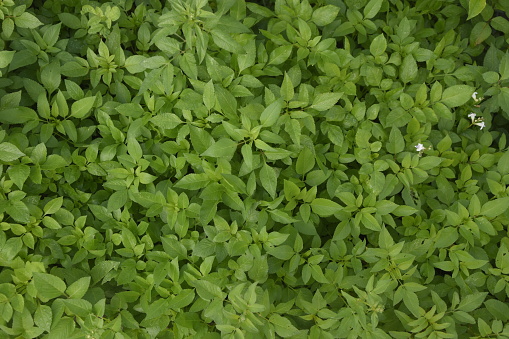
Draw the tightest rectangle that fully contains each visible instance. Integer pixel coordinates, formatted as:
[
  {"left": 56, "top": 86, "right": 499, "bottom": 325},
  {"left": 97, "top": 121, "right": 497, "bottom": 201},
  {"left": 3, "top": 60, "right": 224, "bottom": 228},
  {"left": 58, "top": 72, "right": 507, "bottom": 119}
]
[
  {"left": 211, "top": 28, "right": 244, "bottom": 54},
  {"left": 202, "top": 138, "right": 238, "bottom": 158},
  {"left": 468, "top": 0, "right": 486, "bottom": 20},
  {"left": 107, "top": 190, "right": 128, "bottom": 212},
  {"left": 71, "top": 96, "right": 95, "bottom": 118},
  {"left": 191, "top": 280, "right": 224, "bottom": 301},
  {"left": 6, "top": 201, "right": 30, "bottom": 223},
  {"left": 295, "top": 147, "right": 315, "bottom": 175},
  {"left": 0, "top": 107, "right": 38, "bottom": 124},
  {"left": 0, "top": 142, "right": 25, "bottom": 162},
  {"left": 174, "top": 174, "right": 211, "bottom": 190},
  {"left": 168, "top": 289, "right": 195, "bottom": 309},
  {"left": 66, "top": 277, "right": 90, "bottom": 299},
  {"left": 145, "top": 298, "right": 169, "bottom": 320},
  {"left": 311, "top": 198, "right": 342, "bottom": 217},
  {"left": 33, "top": 272, "right": 66, "bottom": 299},
  {"left": 203, "top": 80, "right": 215, "bottom": 111},
  {"left": 44, "top": 197, "right": 63, "bottom": 214},
  {"left": 311, "top": 92, "right": 342, "bottom": 111},
  {"left": 34, "top": 305, "right": 52, "bottom": 333},
  {"left": 0, "top": 51, "right": 16, "bottom": 68},
  {"left": 151, "top": 113, "right": 182, "bottom": 130},
  {"left": 370, "top": 34, "right": 387, "bottom": 56},
  {"left": 281, "top": 72, "right": 294, "bottom": 102},
  {"left": 400, "top": 54, "right": 418, "bottom": 83},
  {"left": 386, "top": 127, "right": 405, "bottom": 154},
  {"left": 268, "top": 45, "right": 293, "bottom": 65},
  {"left": 260, "top": 99, "right": 283, "bottom": 127},
  {"left": 485, "top": 299, "right": 509, "bottom": 321},
  {"left": 15, "top": 12, "right": 43, "bottom": 28},
  {"left": 440, "top": 85, "right": 475, "bottom": 107},
  {"left": 61, "top": 299, "right": 92, "bottom": 317},
  {"left": 480, "top": 197, "right": 509, "bottom": 218},
  {"left": 260, "top": 163, "right": 277, "bottom": 199},
  {"left": 457, "top": 292, "right": 488, "bottom": 312},
  {"left": 269, "top": 314, "right": 299, "bottom": 338},
  {"left": 6, "top": 164, "right": 30, "bottom": 189},
  {"left": 363, "top": 0, "right": 383, "bottom": 19},
  {"left": 312, "top": 5, "right": 340, "bottom": 26}
]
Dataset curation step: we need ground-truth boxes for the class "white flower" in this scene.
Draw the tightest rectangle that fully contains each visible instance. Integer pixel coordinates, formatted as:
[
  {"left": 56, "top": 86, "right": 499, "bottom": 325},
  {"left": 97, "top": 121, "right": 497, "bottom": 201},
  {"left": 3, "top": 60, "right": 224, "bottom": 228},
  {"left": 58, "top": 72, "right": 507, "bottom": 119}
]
[
  {"left": 472, "top": 92, "right": 478, "bottom": 101},
  {"left": 468, "top": 112, "right": 476, "bottom": 121},
  {"left": 415, "top": 143, "right": 426, "bottom": 152},
  {"left": 474, "top": 121, "right": 485, "bottom": 130}
]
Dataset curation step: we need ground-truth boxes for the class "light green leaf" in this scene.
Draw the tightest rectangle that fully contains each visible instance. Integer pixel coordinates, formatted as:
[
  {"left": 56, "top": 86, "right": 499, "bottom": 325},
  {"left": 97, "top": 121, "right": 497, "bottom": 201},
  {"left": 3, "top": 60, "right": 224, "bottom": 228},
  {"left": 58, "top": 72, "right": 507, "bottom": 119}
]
[
  {"left": 66, "top": 277, "right": 91, "bottom": 299},
  {"left": 202, "top": 138, "right": 238, "bottom": 158},
  {"left": 400, "top": 54, "right": 418, "bottom": 84},
  {"left": 174, "top": 174, "right": 211, "bottom": 190},
  {"left": 0, "top": 142, "right": 25, "bottom": 162},
  {"left": 71, "top": 96, "right": 95, "bottom": 118},
  {"left": 457, "top": 292, "right": 488, "bottom": 312},
  {"left": 260, "top": 163, "right": 277, "bottom": 199},
  {"left": 15, "top": 12, "right": 43, "bottom": 29},
  {"left": 468, "top": 0, "right": 486, "bottom": 20},
  {"left": 44, "top": 197, "right": 63, "bottom": 214},
  {"left": 295, "top": 147, "right": 315, "bottom": 175},
  {"left": 33, "top": 272, "right": 66, "bottom": 300},
  {"left": 480, "top": 197, "right": 509, "bottom": 218},
  {"left": 441, "top": 85, "right": 475, "bottom": 107},
  {"left": 363, "top": 0, "right": 383, "bottom": 19},
  {"left": 151, "top": 113, "right": 182, "bottom": 130},
  {"left": 311, "top": 198, "right": 342, "bottom": 217},
  {"left": 0, "top": 51, "right": 16, "bottom": 68},
  {"left": 269, "top": 314, "right": 299, "bottom": 338},
  {"left": 6, "top": 201, "right": 30, "bottom": 223},
  {"left": 370, "top": 34, "right": 387, "bottom": 56},
  {"left": 168, "top": 289, "right": 195, "bottom": 309},
  {"left": 260, "top": 99, "right": 283, "bottom": 127},
  {"left": 311, "top": 92, "right": 342, "bottom": 111},
  {"left": 312, "top": 5, "right": 340, "bottom": 26},
  {"left": 0, "top": 107, "right": 38, "bottom": 124},
  {"left": 211, "top": 28, "right": 244, "bottom": 54},
  {"left": 268, "top": 45, "right": 293, "bottom": 65}
]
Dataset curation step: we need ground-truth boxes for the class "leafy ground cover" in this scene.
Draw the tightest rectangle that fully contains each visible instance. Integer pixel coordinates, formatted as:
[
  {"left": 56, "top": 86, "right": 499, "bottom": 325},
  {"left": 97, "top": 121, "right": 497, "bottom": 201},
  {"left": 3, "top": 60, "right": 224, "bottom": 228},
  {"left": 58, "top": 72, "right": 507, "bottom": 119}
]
[{"left": 1, "top": 0, "right": 509, "bottom": 337}]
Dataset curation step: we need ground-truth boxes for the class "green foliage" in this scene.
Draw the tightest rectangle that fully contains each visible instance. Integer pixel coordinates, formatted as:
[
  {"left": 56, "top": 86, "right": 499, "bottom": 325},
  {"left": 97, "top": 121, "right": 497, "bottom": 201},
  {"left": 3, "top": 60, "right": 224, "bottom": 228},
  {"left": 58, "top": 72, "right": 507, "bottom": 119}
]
[{"left": 0, "top": 0, "right": 509, "bottom": 337}]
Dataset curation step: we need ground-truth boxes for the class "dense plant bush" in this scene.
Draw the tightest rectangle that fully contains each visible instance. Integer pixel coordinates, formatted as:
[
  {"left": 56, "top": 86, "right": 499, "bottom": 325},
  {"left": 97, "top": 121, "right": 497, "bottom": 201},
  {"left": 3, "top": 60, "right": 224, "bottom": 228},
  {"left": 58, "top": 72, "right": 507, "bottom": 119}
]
[{"left": 1, "top": 0, "right": 509, "bottom": 337}]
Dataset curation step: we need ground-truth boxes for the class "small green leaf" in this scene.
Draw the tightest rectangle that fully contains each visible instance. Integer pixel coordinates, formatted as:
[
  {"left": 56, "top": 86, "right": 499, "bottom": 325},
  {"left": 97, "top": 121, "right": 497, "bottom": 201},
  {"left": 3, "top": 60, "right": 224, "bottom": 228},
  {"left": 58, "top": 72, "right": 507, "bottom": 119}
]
[
  {"left": 311, "top": 92, "right": 342, "bottom": 111},
  {"left": 268, "top": 45, "right": 293, "bottom": 65},
  {"left": 0, "top": 107, "right": 38, "bottom": 124},
  {"left": 295, "top": 147, "right": 315, "bottom": 175},
  {"left": 457, "top": 292, "right": 488, "bottom": 312},
  {"left": 0, "top": 51, "right": 16, "bottom": 68},
  {"left": 312, "top": 5, "right": 340, "bottom": 26},
  {"left": 269, "top": 314, "right": 299, "bottom": 338},
  {"left": 400, "top": 54, "right": 418, "bottom": 84},
  {"left": 15, "top": 12, "right": 43, "bottom": 29},
  {"left": 260, "top": 99, "right": 283, "bottom": 127},
  {"left": 468, "top": 0, "right": 486, "bottom": 20},
  {"left": 151, "top": 113, "right": 182, "bottom": 130},
  {"left": 440, "top": 85, "right": 475, "bottom": 107},
  {"left": 44, "top": 197, "right": 63, "bottom": 214},
  {"left": 260, "top": 163, "right": 277, "bottom": 199},
  {"left": 480, "top": 197, "right": 509, "bottom": 218},
  {"left": 311, "top": 198, "right": 342, "bottom": 217},
  {"left": 370, "top": 34, "right": 387, "bottom": 56},
  {"left": 202, "top": 138, "right": 238, "bottom": 158},
  {"left": 71, "top": 96, "right": 95, "bottom": 118},
  {"left": 168, "top": 289, "right": 195, "bottom": 309},
  {"left": 0, "top": 142, "right": 25, "bottom": 162},
  {"left": 363, "top": 0, "right": 383, "bottom": 19},
  {"left": 174, "top": 174, "right": 211, "bottom": 190},
  {"left": 66, "top": 277, "right": 90, "bottom": 299},
  {"left": 33, "top": 272, "right": 66, "bottom": 300}
]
